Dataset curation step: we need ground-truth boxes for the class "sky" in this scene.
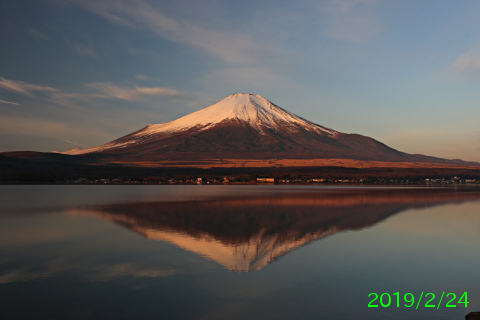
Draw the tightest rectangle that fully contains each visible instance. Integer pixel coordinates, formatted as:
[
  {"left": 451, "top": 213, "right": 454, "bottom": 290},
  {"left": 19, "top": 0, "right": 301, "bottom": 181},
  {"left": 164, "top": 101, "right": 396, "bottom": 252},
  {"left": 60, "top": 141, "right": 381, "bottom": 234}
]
[{"left": 1, "top": 0, "right": 480, "bottom": 162}]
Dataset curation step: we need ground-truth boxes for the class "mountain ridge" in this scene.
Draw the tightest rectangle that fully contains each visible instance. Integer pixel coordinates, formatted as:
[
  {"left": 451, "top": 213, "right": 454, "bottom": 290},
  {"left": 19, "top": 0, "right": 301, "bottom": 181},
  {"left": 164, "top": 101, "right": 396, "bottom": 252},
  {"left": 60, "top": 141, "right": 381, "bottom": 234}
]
[
  {"left": 64, "top": 93, "right": 338, "bottom": 155},
  {"left": 58, "top": 93, "right": 478, "bottom": 167}
]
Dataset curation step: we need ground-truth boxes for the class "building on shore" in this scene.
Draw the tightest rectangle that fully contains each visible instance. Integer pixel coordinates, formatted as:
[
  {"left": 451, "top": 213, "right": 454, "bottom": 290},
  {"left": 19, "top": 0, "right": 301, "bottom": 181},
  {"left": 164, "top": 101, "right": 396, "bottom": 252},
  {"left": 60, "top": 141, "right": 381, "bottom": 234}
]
[{"left": 257, "top": 178, "right": 275, "bottom": 183}]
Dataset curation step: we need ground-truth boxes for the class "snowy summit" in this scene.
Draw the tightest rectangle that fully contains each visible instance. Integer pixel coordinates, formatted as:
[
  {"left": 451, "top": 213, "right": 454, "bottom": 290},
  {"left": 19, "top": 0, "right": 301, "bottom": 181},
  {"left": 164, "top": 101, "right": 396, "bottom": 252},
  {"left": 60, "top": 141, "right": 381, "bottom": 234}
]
[
  {"left": 63, "top": 93, "right": 336, "bottom": 155},
  {"left": 141, "top": 93, "right": 337, "bottom": 135}
]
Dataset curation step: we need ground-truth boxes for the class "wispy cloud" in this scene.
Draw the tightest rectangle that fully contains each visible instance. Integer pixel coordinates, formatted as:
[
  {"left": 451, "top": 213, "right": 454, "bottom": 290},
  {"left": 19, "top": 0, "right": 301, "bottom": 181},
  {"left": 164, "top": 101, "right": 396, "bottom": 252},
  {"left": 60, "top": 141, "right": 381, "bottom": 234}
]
[
  {"left": 28, "top": 28, "right": 49, "bottom": 41},
  {"left": 0, "top": 76, "right": 183, "bottom": 103},
  {"left": 72, "top": 0, "right": 262, "bottom": 63},
  {"left": 136, "top": 74, "right": 157, "bottom": 81},
  {"left": 320, "top": 0, "right": 381, "bottom": 42},
  {"left": 64, "top": 140, "right": 89, "bottom": 148},
  {"left": 447, "top": 50, "right": 480, "bottom": 80},
  {"left": 0, "top": 76, "right": 184, "bottom": 149},
  {"left": 86, "top": 82, "right": 184, "bottom": 101},
  {"left": 0, "top": 77, "right": 58, "bottom": 97},
  {"left": 69, "top": 42, "right": 98, "bottom": 59},
  {"left": 0, "top": 99, "right": 20, "bottom": 106}
]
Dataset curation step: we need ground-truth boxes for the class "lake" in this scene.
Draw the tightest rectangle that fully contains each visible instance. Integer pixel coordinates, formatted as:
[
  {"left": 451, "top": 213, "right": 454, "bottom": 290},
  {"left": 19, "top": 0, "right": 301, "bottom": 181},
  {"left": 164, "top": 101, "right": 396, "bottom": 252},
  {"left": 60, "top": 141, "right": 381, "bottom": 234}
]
[{"left": 1, "top": 185, "right": 480, "bottom": 320}]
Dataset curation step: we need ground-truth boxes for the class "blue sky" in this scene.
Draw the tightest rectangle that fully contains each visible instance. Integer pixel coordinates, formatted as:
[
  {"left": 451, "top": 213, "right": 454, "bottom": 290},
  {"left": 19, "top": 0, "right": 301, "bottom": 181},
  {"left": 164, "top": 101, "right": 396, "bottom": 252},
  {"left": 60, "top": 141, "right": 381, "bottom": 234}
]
[{"left": 1, "top": 0, "right": 480, "bottom": 161}]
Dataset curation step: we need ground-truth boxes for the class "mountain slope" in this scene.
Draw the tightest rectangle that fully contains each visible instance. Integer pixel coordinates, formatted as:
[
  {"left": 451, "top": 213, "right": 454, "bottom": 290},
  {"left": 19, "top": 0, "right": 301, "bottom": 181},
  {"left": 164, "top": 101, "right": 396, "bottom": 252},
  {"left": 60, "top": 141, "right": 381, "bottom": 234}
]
[
  {"left": 65, "top": 93, "right": 337, "bottom": 155},
  {"left": 61, "top": 93, "right": 473, "bottom": 165}
]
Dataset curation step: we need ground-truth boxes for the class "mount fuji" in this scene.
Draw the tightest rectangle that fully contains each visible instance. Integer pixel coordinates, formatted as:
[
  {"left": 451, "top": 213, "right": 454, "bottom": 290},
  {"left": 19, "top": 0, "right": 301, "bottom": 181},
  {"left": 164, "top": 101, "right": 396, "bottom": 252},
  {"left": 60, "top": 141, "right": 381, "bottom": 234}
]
[{"left": 61, "top": 93, "right": 474, "bottom": 167}]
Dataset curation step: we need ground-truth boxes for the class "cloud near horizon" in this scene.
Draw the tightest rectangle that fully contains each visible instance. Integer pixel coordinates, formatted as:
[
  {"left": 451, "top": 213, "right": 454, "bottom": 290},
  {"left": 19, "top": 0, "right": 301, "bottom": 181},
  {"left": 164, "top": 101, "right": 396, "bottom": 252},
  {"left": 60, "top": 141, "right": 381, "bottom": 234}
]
[
  {"left": 448, "top": 50, "right": 480, "bottom": 80},
  {"left": 64, "top": 140, "right": 89, "bottom": 148},
  {"left": 0, "top": 75, "right": 189, "bottom": 151},
  {"left": 0, "top": 114, "right": 114, "bottom": 140}
]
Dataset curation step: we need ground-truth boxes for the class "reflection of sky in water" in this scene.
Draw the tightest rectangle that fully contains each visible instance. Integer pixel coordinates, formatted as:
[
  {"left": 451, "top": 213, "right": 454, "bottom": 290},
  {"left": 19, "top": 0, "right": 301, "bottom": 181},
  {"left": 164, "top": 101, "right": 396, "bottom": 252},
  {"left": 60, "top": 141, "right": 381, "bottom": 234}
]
[
  {"left": 1, "top": 185, "right": 288, "bottom": 212},
  {"left": 1, "top": 185, "right": 480, "bottom": 320}
]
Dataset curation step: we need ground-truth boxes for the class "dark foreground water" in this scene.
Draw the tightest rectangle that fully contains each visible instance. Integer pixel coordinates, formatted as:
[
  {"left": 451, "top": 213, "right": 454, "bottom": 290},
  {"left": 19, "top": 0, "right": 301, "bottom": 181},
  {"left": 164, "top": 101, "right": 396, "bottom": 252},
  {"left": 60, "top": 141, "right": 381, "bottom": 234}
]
[{"left": 1, "top": 185, "right": 480, "bottom": 320}]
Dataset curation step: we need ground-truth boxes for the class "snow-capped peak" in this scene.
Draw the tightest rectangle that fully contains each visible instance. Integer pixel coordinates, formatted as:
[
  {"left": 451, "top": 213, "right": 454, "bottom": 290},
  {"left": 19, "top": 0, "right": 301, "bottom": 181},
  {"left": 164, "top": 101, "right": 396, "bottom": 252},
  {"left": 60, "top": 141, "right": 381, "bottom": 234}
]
[
  {"left": 138, "top": 93, "right": 336, "bottom": 136},
  {"left": 62, "top": 93, "right": 336, "bottom": 155}
]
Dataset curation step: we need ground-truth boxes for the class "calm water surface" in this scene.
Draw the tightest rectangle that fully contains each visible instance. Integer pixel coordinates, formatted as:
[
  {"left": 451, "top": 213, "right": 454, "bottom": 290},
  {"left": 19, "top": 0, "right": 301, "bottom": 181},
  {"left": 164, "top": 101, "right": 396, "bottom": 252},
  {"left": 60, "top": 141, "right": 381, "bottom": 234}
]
[{"left": 1, "top": 185, "right": 480, "bottom": 320}]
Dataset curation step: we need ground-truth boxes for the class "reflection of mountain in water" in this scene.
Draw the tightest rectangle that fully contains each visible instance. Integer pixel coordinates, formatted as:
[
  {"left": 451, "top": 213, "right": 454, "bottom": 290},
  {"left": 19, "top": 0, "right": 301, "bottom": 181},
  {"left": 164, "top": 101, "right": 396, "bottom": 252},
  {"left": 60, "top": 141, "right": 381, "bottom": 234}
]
[{"left": 85, "top": 188, "right": 480, "bottom": 272}]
